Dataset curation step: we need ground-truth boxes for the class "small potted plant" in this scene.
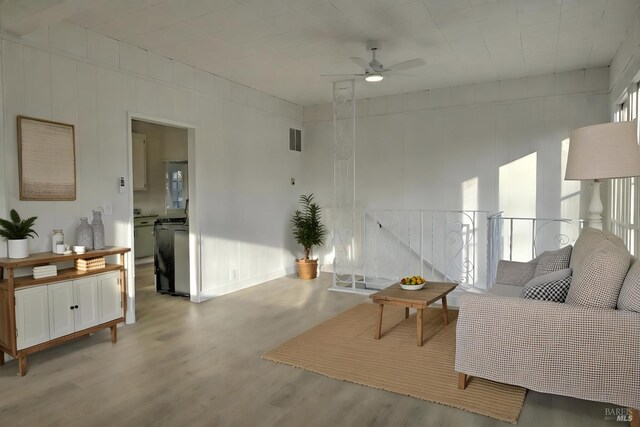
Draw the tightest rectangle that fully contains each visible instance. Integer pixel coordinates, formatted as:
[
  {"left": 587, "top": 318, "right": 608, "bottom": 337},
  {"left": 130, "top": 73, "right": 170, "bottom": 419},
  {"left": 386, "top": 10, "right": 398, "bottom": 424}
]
[
  {"left": 0, "top": 209, "right": 38, "bottom": 259},
  {"left": 291, "top": 194, "right": 325, "bottom": 279}
]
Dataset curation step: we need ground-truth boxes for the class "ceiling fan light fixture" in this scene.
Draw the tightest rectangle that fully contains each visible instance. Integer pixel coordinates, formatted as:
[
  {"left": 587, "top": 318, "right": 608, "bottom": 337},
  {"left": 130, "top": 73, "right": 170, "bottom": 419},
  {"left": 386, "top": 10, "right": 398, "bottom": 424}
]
[{"left": 365, "top": 73, "right": 383, "bottom": 82}]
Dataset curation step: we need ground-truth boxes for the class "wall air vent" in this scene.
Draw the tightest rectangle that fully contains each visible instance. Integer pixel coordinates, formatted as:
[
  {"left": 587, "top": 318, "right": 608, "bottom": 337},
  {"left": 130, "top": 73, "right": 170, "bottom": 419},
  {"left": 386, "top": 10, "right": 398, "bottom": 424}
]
[{"left": 289, "top": 128, "right": 301, "bottom": 152}]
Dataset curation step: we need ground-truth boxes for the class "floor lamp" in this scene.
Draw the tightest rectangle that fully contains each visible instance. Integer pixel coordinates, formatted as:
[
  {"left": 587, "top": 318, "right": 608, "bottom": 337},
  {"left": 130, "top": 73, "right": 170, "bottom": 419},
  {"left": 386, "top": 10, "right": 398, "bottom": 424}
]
[{"left": 565, "top": 121, "right": 640, "bottom": 230}]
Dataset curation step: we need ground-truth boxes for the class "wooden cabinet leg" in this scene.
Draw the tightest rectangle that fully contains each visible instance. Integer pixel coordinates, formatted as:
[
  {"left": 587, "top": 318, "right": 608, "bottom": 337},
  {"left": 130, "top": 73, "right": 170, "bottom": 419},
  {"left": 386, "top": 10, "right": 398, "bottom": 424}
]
[
  {"left": 375, "top": 304, "right": 384, "bottom": 339},
  {"left": 18, "top": 355, "right": 27, "bottom": 377},
  {"left": 458, "top": 373, "right": 467, "bottom": 390},
  {"left": 111, "top": 325, "right": 117, "bottom": 343},
  {"left": 417, "top": 308, "right": 424, "bottom": 346},
  {"left": 630, "top": 408, "right": 639, "bottom": 427},
  {"left": 405, "top": 307, "right": 409, "bottom": 319},
  {"left": 0, "top": 349, "right": 4, "bottom": 366},
  {"left": 442, "top": 295, "right": 449, "bottom": 325}
]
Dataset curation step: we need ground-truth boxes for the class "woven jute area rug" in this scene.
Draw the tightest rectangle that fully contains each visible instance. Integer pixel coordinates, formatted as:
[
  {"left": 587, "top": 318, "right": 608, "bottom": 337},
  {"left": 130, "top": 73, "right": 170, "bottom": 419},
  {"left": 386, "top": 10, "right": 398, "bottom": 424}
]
[{"left": 263, "top": 303, "right": 526, "bottom": 424}]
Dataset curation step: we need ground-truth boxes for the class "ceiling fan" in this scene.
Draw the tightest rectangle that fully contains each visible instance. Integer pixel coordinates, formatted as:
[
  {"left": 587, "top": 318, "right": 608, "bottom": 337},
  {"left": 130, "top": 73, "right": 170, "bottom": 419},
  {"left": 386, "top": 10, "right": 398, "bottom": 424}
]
[{"left": 322, "top": 40, "right": 425, "bottom": 82}]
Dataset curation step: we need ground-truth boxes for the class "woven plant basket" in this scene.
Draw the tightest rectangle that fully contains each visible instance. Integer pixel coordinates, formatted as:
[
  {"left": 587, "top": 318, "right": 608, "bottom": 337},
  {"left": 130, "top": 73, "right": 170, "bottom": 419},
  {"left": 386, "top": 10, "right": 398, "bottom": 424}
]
[{"left": 296, "top": 259, "right": 318, "bottom": 280}]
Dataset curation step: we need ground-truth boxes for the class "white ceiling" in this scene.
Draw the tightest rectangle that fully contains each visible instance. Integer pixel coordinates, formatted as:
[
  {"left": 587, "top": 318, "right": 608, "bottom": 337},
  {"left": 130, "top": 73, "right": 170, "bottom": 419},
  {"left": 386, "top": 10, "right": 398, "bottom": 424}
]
[{"left": 22, "top": 0, "right": 640, "bottom": 105}]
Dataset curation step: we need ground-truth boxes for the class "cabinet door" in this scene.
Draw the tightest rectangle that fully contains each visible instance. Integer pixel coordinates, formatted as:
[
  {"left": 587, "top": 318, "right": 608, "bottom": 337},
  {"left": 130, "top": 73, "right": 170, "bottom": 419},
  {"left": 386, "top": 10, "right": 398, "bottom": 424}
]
[
  {"left": 73, "top": 277, "right": 100, "bottom": 331},
  {"left": 134, "top": 225, "right": 154, "bottom": 258},
  {"left": 15, "top": 287, "right": 50, "bottom": 350},
  {"left": 48, "top": 281, "right": 75, "bottom": 339},
  {"left": 98, "top": 272, "right": 122, "bottom": 324},
  {"left": 132, "top": 133, "right": 147, "bottom": 191}
]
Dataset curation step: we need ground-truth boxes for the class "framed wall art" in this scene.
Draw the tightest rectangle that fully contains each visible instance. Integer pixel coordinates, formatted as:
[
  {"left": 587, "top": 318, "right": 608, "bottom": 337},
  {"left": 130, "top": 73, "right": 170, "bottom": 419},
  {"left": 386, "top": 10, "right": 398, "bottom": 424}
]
[{"left": 17, "top": 115, "right": 76, "bottom": 201}]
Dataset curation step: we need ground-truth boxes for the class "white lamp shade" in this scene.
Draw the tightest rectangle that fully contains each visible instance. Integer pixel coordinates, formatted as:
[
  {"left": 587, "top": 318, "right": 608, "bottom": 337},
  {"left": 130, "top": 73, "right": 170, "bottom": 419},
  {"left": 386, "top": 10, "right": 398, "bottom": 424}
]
[{"left": 565, "top": 121, "right": 640, "bottom": 180}]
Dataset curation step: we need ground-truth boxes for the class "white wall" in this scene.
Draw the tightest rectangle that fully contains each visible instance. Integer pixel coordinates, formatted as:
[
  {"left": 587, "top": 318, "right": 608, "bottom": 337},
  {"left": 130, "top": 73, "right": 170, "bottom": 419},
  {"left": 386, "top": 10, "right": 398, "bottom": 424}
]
[
  {"left": 0, "top": 23, "right": 304, "bottom": 305},
  {"left": 302, "top": 68, "right": 610, "bottom": 265},
  {"left": 609, "top": 10, "right": 640, "bottom": 105},
  {"left": 132, "top": 120, "right": 188, "bottom": 216}
]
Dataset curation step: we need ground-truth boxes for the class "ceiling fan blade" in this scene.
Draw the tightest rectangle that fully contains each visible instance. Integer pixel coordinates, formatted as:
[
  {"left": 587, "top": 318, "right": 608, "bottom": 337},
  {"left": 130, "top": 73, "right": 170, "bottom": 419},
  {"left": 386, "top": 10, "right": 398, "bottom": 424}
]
[
  {"left": 386, "top": 58, "right": 425, "bottom": 72},
  {"left": 350, "top": 57, "right": 373, "bottom": 72},
  {"left": 320, "top": 73, "right": 366, "bottom": 77}
]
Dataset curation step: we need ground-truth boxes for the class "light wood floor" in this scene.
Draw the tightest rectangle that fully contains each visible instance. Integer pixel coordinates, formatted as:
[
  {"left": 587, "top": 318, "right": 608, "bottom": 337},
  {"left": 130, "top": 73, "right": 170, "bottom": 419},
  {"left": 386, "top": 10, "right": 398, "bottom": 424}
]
[{"left": 0, "top": 266, "right": 620, "bottom": 426}]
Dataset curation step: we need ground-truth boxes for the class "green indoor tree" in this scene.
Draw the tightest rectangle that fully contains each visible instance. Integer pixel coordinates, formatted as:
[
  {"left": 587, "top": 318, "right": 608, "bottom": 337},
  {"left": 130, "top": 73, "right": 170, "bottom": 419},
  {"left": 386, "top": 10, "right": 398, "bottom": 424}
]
[{"left": 291, "top": 194, "right": 325, "bottom": 261}]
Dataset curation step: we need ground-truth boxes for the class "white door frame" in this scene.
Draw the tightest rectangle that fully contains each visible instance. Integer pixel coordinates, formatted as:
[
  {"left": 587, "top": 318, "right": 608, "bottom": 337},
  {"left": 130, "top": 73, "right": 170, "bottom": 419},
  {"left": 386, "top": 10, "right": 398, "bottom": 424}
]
[{"left": 125, "top": 112, "right": 202, "bottom": 323}]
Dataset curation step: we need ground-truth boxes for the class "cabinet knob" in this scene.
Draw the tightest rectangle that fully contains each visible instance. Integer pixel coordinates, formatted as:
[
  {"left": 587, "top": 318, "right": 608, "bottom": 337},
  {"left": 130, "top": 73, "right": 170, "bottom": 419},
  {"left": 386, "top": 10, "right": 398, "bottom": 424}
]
[
  {"left": 70, "top": 306, "right": 74, "bottom": 310},
  {"left": 75, "top": 305, "right": 79, "bottom": 309}
]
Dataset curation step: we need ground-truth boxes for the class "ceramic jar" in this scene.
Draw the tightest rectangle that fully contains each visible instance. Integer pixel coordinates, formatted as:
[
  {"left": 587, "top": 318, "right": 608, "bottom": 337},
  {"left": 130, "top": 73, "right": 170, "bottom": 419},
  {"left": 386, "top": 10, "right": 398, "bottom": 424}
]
[
  {"left": 91, "top": 209, "right": 105, "bottom": 250},
  {"left": 76, "top": 217, "right": 93, "bottom": 250},
  {"left": 52, "top": 229, "right": 64, "bottom": 254}
]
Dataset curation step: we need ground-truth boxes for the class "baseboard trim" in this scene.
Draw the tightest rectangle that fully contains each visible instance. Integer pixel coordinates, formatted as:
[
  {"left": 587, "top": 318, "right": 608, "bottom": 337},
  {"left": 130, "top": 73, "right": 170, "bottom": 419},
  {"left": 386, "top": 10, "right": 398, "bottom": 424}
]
[
  {"left": 284, "top": 264, "right": 297, "bottom": 275},
  {"left": 199, "top": 268, "right": 289, "bottom": 301}
]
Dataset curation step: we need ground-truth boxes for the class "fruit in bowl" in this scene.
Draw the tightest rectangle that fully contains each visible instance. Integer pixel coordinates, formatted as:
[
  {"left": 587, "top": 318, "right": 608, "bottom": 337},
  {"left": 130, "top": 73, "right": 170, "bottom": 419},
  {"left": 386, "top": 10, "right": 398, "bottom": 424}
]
[{"left": 400, "top": 276, "right": 427, "bottom": 290}]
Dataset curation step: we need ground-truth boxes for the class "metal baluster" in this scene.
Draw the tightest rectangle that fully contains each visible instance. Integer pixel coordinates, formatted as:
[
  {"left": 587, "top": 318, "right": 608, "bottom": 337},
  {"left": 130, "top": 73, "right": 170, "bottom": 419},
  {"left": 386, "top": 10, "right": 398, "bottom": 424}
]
[{"left": 509, "top": 218, "right": 514, "bottom": 261}]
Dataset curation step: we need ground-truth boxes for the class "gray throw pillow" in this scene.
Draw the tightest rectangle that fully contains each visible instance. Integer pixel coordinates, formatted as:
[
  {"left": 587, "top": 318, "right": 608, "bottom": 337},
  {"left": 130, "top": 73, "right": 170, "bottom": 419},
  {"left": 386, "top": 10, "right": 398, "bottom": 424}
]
[
  {"left": 524, "top": 268, "right": 572, "bottom": 289},
  {"left": 521, "top": 276, "right": 571, "bottom": 302},
  {"left": 565, "top": 240, "right": 630, "bottom": 309},
  {"left": 534, "top": 245, "right": 572, "bottom": 276},
  {"left": 618, "top": 258, "right": 640, "bottom": 312}
]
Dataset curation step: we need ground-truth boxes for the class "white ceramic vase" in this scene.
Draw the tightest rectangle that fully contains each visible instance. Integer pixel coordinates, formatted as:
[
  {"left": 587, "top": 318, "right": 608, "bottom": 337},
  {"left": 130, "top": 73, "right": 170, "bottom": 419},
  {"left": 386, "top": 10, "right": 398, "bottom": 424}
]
[{"left": 8, "top": 239, "right": 28, "bottom": 259}]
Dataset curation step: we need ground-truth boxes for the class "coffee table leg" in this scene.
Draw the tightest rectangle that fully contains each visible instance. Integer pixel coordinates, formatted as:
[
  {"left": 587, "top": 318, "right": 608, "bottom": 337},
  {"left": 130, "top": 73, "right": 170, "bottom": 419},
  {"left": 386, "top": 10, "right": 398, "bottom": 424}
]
[
  {"left": 375, "top": 304, "right": 384, "bottom": 339},
  {"left": 442, "top": 296, "right": 449, "bottom": 325},
  {"left": 417, "top": 308, "right": 424, "bottom": 346},
  {"left": 405, "top": 307, "right": 409, "bottom": 319}
]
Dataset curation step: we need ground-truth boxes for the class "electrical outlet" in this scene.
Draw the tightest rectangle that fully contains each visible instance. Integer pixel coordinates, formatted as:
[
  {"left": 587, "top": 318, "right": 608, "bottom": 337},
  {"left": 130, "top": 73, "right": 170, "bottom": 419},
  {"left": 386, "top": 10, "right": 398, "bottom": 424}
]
[{"left": 103, "top": 200, "right": 113, "bottom": 215}]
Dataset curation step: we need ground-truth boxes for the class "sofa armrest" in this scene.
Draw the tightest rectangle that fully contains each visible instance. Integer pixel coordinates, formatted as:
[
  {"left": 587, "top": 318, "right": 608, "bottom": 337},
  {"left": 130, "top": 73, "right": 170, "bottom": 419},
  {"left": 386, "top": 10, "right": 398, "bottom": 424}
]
[
  {"left": 455, "top": 294, "right": 640, "bottom": 409},
  {"left": 494, "top": 260, "right": 536, "bottom": 287}
]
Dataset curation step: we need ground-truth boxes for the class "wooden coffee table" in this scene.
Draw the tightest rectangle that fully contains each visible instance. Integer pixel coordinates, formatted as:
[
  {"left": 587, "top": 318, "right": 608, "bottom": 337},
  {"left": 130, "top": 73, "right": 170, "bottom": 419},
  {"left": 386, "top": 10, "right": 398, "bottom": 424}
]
[{"left": 369, "top": 282, "right": 457, "bottom": 346}]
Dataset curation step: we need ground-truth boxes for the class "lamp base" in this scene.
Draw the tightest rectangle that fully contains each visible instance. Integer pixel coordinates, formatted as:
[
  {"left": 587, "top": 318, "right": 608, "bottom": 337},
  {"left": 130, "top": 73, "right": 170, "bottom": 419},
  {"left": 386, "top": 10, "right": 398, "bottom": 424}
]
[{"left": 587, "top": 180, "right": 603, "bottom": 230}]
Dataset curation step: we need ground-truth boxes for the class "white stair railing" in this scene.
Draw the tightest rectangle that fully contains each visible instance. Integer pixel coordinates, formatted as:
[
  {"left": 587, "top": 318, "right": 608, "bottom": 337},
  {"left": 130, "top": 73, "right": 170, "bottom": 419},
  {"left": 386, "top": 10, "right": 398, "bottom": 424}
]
[
  {"left": 487, "top": 215, "right": 584, "bottom": 285},
  {"left": 329, "top": 210, "right": 583, "bottom": 295},
  {"left": 330, "top": 210, "right": 490, "bottom": 293}
]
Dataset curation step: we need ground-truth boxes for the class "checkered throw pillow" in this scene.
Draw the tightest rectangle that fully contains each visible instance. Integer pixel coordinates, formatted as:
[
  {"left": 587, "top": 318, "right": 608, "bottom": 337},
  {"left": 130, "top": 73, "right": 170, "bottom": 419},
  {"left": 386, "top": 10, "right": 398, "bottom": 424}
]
[
  {"left": 524, "top": 267, "right": 572, "bottom": 289},
  {"left": 618, "top": 258, "right": 640, "bottom": 312},
  {"left": 534, "top": 245, "right": 572, "bottom": 276},
  {"left": 565, "top": 240, "right": 630, "bottom": 309},
  {"left": 521, "top": 276, "right": 572, "bottom": 302}
]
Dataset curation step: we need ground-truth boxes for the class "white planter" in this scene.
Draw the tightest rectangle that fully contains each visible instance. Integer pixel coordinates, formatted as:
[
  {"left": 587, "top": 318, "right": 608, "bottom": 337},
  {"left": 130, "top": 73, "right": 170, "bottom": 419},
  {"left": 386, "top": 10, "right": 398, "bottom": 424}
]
[{"left": 8, "top": 239, "right": 29, "bottom": 259}]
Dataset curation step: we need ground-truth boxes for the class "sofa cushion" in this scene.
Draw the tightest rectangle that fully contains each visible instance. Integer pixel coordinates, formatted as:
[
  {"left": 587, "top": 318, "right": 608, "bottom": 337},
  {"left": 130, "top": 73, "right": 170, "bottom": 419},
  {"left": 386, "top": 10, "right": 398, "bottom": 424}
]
[
  {"left": 521, "top": 276, "right": 571, "bottom": 302},
  {"left": 570, "top": 227, "right": 626, "bottom": 270},
  {"left": 566, "top": 240, "right": 630, "bottom": 308},
  {"left": 487, "top": 283, "right": 528, "bottom": 297},
  {"left": 524, "top": 268, "right": 572, "bottom": 288},
  {"left": 618, "top": 258, "right": 640, "bottom": 312},
  {"left": 495, "top": 260, "right": 537, "bottom": 287},
  {"left": 534, "top": 246, "right": 572, "bottom": 276}
]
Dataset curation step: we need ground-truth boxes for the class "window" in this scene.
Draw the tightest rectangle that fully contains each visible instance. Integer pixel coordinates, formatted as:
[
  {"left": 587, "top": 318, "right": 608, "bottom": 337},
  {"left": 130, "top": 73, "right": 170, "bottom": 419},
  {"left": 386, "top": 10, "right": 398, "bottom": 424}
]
[
  {"left": 499, "top": 153, "right": 537, "bottom": 261},
  {"left": 608, "top": 83, "right": 639, "bottom": 255},
  {"left": 165, "top": 161, "right": 188, "bottom": 211}
]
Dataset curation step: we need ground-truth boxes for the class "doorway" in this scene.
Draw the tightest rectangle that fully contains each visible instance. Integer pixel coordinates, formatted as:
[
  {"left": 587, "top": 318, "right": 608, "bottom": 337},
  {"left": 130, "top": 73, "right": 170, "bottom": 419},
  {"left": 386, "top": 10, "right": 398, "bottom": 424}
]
[{"left": 126, "top": 114, "right": 200, "bottom": 323}]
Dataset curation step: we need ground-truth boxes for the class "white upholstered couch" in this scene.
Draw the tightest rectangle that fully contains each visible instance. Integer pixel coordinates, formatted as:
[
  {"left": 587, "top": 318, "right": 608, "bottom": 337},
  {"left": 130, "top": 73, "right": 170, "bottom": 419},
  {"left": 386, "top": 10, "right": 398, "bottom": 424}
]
[{"left": 455, "top": 228, "right": 640, "bottom": 419}]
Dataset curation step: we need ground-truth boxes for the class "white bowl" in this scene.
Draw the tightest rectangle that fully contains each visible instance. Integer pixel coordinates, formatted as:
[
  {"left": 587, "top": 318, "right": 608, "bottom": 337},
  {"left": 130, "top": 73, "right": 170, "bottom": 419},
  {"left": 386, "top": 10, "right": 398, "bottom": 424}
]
[
  {"left": 400, "top": 283, "right": 425, "bottom": 290},
  {"left": 73, "top": 246, "right": 86, "bottom": 254}
]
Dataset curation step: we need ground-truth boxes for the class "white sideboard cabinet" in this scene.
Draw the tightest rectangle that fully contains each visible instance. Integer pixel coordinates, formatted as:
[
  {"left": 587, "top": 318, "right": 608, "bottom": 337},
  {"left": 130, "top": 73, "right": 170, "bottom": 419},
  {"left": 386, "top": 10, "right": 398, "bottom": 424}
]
[{"left": 0, "top": 247, "right": 130, "bottom": 376}]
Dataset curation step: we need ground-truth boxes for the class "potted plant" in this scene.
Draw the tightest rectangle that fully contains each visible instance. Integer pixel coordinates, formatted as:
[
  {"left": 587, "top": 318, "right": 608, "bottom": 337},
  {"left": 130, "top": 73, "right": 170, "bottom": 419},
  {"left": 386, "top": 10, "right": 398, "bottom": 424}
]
[
  {"left": 0, "top": 209, "right": 38, "bottom": 259},
  {"left": 291, "top": 194, "right": 325, "bottom": 280}
]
